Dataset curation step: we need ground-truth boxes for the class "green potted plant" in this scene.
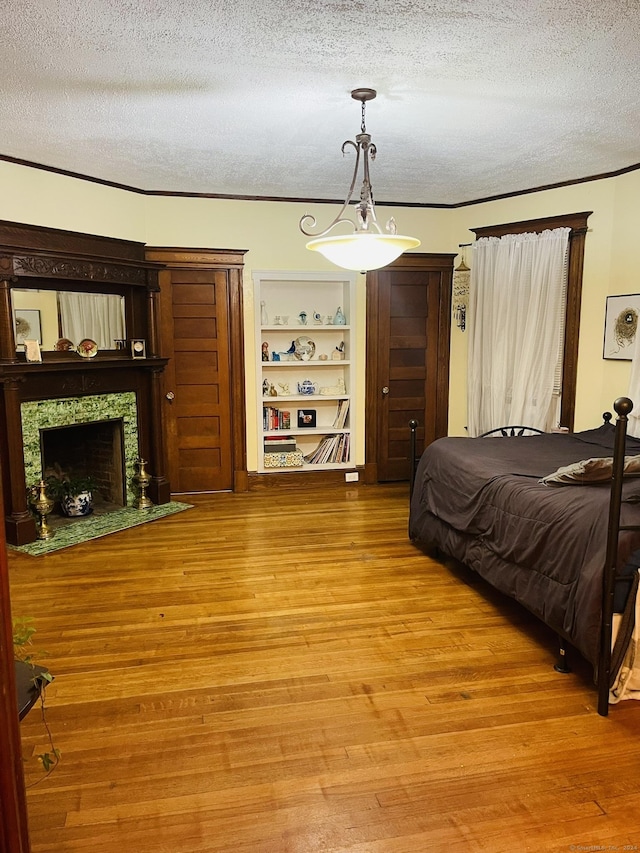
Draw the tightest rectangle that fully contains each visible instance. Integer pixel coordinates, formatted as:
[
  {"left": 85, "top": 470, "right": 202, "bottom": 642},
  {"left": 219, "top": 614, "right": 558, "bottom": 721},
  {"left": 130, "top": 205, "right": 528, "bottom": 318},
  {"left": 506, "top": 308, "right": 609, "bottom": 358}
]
[
  {"left": 13, "top": 617, "right": 59, "bottom": 774},
  {"left": 44, "top": 464, "right": 96, "bottom": 517}
]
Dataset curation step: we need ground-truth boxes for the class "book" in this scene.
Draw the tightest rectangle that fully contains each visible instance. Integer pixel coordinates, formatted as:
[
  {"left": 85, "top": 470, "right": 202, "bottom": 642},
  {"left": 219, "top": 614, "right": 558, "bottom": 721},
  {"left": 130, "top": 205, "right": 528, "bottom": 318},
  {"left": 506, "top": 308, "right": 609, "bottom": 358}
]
[
  {"left": 264, "top": 435, "right": 297, "bottom": 453},
  {"left": 332, "top": 399, "right": 350, "bottom": 429},
  {"left": 264, "top": 443, "right": 297, "bottom": 454}
]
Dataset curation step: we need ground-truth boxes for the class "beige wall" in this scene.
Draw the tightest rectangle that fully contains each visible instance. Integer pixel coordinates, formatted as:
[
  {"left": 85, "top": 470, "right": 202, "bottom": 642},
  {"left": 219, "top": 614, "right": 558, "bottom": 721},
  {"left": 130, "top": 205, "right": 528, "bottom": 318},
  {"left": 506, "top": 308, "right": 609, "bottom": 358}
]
[
  {"left": 0, "top": 161, "right": 147, "bottom": 241},
  {"left": 2, "top": 159, "right": 638, "bottom": 469}
]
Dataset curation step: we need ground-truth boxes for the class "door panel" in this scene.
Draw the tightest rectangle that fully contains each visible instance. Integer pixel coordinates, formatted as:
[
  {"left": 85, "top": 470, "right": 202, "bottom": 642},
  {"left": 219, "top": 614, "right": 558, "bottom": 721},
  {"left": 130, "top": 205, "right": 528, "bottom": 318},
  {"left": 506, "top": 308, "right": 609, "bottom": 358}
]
[
  {"left": 173, "top": 317, "right": 218, "bottom": 338},
  {"left": 366, "top": 254, "right": 454, "bottom": 483}
]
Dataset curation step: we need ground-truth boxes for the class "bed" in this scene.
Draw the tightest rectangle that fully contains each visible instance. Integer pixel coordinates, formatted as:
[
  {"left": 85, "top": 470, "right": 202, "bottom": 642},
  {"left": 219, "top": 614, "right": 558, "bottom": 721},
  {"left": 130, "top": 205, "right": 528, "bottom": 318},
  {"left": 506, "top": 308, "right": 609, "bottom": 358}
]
[{"left": 408, "top": 397, "right": 640, "bottom": 715}]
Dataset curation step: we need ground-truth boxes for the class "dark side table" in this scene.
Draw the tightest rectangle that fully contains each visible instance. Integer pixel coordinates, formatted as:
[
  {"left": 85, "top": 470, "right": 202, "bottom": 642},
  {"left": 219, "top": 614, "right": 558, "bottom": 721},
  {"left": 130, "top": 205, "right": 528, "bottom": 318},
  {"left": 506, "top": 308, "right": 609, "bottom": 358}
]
[{"left": 15, "top": 660, "right": 48, "bottom": 721}]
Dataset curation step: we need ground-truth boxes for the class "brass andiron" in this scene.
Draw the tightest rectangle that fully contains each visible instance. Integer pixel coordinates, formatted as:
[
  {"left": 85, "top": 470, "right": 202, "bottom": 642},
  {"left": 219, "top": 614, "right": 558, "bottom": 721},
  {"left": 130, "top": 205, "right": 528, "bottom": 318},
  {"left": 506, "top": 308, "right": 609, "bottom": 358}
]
[
  {"left": 29, "top": 480, "right": 55, "bottom": 540},
  {"left": 132, "top": 458, "right": 154, "bottom": 510}
]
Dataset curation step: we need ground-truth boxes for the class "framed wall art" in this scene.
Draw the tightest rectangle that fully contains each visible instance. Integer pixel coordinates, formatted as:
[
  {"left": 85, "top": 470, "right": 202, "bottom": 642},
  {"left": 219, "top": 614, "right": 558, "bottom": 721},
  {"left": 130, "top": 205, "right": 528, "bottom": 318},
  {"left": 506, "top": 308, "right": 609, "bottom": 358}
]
[
  {"left": 14, "top": 309, "right": 42, "bottom": 347},
  {"left": 603, "top": 294, "right": 640, "bottom": 360}
]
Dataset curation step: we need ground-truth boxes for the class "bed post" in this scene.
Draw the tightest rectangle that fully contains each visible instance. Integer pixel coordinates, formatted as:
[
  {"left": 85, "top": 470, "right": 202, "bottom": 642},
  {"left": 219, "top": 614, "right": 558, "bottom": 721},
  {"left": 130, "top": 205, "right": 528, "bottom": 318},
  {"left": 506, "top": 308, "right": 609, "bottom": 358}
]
[
  {"left": 409, "top": 420, "right": 419, "bottom": 499},
  {"left": 554, "top": 637, "right": 572, "bottom": 673},
  {"left": 597, "top": 396, "right": 633, "bottom": 716}
]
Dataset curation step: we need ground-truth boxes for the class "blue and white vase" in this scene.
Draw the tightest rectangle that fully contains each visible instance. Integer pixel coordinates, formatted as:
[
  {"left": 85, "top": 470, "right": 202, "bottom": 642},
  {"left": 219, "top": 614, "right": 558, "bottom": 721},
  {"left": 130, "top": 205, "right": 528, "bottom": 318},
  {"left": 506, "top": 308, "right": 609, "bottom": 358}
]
[
  {"left": 61, "top": 491, "right": 93, "bottom": 517},
  {"left": 334, "top": 306, "right": 346, "bottom": 325}
]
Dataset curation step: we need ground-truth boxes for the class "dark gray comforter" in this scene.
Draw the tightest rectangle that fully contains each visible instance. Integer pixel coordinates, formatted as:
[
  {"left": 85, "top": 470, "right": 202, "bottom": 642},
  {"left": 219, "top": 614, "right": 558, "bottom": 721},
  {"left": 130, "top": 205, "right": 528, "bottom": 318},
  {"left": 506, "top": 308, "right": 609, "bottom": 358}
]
[{"left": 408, "top": 424, "right": 640, "bottom": 666}]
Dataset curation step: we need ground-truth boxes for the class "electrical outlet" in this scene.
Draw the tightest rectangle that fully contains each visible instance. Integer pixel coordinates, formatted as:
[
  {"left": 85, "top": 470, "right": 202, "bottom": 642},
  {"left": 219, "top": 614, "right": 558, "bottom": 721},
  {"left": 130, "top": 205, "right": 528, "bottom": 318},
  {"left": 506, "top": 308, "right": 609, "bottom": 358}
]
[{"left": 345, "top": 472, "right": 359, "bottom": 482}]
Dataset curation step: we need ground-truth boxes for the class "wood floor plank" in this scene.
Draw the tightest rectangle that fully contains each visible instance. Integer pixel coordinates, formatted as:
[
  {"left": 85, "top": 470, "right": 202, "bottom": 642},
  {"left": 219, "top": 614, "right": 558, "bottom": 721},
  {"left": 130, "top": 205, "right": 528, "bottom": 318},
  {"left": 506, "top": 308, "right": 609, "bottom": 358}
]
[{"left": 9, "top": 483, "right": 640, "bottom": 852}]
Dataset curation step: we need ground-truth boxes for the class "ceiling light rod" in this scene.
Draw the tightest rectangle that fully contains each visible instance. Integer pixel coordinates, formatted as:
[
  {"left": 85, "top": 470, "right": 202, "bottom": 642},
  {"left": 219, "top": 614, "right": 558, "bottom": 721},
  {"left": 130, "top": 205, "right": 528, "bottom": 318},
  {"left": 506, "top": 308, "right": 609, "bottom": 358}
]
[
  {"left": 301, "top": 88, "right": 381, "bottom": 240},
  {"left": 299, "top": 88, "right": 420, "bottom": 272}
]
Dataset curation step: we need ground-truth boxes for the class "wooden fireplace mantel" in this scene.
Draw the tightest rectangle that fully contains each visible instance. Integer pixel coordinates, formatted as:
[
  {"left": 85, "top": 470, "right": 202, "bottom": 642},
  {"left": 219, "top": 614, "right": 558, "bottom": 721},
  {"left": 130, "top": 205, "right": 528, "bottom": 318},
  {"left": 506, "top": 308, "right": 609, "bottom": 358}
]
[{"left": 0, "top": 219, "right": 172, "bottom": 545}]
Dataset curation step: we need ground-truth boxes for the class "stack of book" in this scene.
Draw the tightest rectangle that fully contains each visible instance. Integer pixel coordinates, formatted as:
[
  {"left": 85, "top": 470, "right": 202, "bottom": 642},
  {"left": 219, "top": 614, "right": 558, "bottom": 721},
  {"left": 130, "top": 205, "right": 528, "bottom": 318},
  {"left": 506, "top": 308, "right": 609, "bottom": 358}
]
[
  {"left": 263, "top": 406, "right": 291, "bottom": 430},
  {"left": 304, "top": 433, "right": 350, "bottom": 465},
  {"left": 263, "top": 435, "right": 297, "bottom": 454}
]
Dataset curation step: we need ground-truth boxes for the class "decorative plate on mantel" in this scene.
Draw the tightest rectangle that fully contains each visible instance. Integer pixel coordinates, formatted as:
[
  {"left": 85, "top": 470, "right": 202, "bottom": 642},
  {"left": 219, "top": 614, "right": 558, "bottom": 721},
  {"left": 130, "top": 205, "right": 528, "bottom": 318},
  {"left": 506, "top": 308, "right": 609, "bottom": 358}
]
[
  {"left": 54, "top": 338, "right": 75, "bottom": 352},
  {"left": 77, "top": 339, "right": 98, "bottom": 358}
]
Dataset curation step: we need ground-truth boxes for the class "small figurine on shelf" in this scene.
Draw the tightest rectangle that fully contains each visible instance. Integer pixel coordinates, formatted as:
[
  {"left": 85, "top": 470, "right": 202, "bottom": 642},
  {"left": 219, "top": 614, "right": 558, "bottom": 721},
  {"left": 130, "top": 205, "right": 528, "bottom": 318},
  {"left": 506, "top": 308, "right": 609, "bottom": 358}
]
[
  {"left": 268, "top": 383, "right": 278, "bottom": 397},
  {"left": 298, "top": 311, "right": 308, "bottom": 325},
  {"left": 319, "top": 377, "right": 347, "bottom": 395},
  {"left": 297, "top": 379, "right": 318, "bottom": 395},
  {"left": 334, "top": 306, "right": 346, "bottom": 325},
  {"left": 332, "top": 341, "right": 346, "bottom": 361},
  {"left": 278, "top": 382, "right": 290, "bottom": 395},
  {"left": 262, "top": 341, "right": 270, "bottom": 362},
  {"left": 313, "top": 310, "right": 323, "bottom": 325},
  {"left": 260, "top": 300, "right": 269, "bottom": 325},
  {"left": 263, "top": 378, "right": 270, "bottom": 396}
]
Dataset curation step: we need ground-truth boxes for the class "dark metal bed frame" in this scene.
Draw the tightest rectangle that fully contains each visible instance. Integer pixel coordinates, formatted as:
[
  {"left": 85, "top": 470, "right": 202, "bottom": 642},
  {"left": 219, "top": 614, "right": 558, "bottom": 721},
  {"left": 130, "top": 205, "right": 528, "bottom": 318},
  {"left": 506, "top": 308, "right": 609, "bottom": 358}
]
[{"left": 409, "top": 397, "right": 637, "bottom": 717}]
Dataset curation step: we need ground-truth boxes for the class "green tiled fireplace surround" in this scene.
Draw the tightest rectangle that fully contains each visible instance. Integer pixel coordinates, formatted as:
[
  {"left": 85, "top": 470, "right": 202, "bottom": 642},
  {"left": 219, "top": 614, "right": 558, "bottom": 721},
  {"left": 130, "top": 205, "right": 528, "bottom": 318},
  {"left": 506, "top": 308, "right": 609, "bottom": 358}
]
[{"left": 21, "top": 392, "right": 139, "bottom": 505}]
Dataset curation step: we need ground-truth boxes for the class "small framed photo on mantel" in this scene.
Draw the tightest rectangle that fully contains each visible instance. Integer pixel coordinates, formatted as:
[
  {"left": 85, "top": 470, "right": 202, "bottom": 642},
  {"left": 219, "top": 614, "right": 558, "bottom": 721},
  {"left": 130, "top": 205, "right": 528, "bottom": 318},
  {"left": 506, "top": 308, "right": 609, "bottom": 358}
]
[
  {"left": 130, "top": 339, "right": 146, "bottom": 359},
  {"left": 24, "top": 340, "right": 42, "bottom": 362}
]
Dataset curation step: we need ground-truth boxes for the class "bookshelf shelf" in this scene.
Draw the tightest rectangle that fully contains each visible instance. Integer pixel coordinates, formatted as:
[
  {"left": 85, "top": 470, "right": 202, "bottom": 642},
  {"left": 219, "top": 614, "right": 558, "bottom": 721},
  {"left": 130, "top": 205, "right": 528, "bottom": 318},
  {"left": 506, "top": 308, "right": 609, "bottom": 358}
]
[{"left": 260, "top": 360, "right": 351, "bottom": 368}]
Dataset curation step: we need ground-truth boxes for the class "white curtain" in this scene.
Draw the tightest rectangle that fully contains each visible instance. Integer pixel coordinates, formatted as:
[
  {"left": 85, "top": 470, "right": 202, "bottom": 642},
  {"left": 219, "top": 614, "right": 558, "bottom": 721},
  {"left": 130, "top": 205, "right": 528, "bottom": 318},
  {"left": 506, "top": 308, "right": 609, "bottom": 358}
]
[
  {"left": 58, "top": 292, "right": 125, "bottom": 350},
  {"left": 627, "top": 342, "right": 640, "bottom": 437},
  {"left": 467, "top": 228, "right": 570, "bottom": 436}
]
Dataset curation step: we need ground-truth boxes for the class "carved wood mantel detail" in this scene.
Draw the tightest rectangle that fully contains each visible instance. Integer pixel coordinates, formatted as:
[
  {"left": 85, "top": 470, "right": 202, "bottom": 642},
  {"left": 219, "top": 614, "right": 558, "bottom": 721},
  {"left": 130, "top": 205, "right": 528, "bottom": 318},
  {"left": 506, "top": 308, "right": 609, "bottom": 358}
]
[{"left": 6, "top": 253, "right": 149, "bottom": 285}]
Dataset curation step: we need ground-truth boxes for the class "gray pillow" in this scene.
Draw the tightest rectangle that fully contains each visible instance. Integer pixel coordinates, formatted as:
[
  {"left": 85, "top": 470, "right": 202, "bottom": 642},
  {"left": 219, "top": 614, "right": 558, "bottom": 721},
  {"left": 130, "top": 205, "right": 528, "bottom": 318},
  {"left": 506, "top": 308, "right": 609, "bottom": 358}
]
[{"left": 540, "top": 455, "right": 640, "bottom": 485}]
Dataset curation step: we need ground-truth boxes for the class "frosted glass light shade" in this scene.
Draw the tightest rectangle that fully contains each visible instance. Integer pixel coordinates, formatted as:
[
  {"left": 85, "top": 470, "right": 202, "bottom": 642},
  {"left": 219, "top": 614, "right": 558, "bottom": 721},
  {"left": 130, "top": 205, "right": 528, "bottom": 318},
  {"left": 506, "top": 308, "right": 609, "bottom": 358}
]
[{"left": 306, "top": 233, "right": 421, "bottom": 272}]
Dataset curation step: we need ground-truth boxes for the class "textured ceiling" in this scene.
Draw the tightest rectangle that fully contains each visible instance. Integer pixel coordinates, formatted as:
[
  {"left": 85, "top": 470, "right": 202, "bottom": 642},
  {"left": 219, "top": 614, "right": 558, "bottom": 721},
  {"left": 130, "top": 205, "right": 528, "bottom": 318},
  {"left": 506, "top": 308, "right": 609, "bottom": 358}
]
[{"left": 2, "top": 0, "right": 640, "bottom": 205}]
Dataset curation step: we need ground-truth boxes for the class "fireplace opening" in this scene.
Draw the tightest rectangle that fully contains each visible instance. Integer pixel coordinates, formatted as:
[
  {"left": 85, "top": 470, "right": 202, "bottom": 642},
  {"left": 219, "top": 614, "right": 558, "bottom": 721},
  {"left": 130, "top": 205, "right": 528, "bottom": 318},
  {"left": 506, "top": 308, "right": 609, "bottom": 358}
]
[{"left": 40, "top": 419, "right": 126, "bottom": 511}]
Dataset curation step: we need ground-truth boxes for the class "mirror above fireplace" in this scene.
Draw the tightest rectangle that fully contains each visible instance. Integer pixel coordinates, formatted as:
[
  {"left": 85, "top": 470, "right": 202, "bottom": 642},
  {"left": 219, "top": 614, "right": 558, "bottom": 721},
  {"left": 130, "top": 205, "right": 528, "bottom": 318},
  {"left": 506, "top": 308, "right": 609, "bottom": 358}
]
[{"left": 11, "top": 288, "right": 126, "bottom": 351}]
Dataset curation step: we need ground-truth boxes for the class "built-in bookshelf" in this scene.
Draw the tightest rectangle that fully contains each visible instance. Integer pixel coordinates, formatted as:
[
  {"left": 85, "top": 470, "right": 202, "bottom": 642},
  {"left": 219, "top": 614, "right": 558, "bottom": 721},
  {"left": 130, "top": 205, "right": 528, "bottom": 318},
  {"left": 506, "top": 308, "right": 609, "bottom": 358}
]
[{"left": 252, "top": 270, "right": 357, "bottom": 473}]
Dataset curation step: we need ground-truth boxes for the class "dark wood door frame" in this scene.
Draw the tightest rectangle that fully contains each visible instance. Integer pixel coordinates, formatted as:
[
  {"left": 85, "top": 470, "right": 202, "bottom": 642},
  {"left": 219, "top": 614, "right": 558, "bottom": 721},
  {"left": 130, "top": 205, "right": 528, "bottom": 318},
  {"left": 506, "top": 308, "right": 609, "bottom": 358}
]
[
  {"left": 471, "top": 211, "right": 592, "bottom": 432},
  {"left": 364, "top": 253, "right": 454, "bottom": 484},
  {"left": 0, "top": 480, "right": 31, "bottom": 853},
  {"left": 145, "top": 247, "right": 249, "bottom": 492}
]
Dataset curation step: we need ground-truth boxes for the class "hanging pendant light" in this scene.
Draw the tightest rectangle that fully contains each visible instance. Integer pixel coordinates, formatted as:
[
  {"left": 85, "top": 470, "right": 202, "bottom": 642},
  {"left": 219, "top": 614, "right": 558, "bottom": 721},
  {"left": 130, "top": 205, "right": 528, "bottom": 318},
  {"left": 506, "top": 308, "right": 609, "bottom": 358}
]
[{"left": 299, "top": 88, "right": 420, "bottom": 272}]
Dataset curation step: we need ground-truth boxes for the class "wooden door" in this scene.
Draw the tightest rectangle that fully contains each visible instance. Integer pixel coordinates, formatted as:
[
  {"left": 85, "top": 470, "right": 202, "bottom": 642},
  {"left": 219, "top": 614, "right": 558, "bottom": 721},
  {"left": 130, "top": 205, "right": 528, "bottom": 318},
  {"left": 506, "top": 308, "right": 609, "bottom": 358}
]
[
  {"left": 0, "top": 483, "right": 31, "bottom": 852},
  {"left": 365, "top": 253, "right": 454, "bottom": 483},
  {"left": 146, "top": 248, "right": 247, "bottom": 494}
]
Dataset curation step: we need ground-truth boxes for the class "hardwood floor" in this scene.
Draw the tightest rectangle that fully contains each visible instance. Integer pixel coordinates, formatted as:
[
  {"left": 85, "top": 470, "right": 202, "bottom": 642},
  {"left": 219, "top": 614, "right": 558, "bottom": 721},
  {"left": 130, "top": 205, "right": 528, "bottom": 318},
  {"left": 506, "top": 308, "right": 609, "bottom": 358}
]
[{"left": 8, "top": 484, "right": 640, "bottom": 853}]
